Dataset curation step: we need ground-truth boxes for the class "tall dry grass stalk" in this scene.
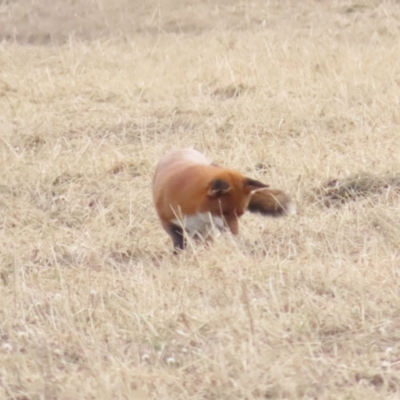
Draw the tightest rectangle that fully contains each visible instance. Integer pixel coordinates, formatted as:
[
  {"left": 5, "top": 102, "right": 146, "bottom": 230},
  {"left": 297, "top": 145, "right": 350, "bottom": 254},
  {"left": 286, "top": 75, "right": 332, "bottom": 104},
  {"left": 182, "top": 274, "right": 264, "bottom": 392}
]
[{"left": 1, "top": 0, "right": 400, "bottom": 399}]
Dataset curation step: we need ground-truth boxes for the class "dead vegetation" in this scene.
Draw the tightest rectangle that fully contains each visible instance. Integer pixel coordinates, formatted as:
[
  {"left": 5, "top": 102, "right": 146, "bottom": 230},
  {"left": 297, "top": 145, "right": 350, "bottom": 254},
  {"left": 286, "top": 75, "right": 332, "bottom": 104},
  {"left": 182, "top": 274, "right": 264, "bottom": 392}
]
[
  {"left": 312, "top": 172, "right": 400, "bottom": 207},
  {"left": 1, "top": 0, "right": 400, "bottom": 399}
]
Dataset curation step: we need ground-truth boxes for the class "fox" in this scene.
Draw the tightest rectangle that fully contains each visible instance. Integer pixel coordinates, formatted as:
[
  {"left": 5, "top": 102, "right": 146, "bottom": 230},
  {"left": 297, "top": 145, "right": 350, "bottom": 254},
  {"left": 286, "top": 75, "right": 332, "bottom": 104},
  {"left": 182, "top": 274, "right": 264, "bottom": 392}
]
[{"left": 152, "top": 149, "right": 295, "bottom": 252}]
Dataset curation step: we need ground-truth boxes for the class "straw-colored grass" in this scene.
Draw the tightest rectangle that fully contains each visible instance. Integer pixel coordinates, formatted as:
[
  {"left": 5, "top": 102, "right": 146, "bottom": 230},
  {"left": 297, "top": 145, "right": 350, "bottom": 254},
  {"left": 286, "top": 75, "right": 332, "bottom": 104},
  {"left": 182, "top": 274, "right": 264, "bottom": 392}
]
[{"left": 1, "top": 0, "right": 400, "bottom": 399}]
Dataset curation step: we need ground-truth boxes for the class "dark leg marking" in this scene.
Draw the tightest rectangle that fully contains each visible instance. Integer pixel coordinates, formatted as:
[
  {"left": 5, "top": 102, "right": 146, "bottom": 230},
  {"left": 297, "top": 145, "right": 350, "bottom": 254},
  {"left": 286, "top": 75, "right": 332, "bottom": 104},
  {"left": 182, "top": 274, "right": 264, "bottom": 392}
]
[{"left": 169, "top": 223, "right": 186, "bottom": 254}]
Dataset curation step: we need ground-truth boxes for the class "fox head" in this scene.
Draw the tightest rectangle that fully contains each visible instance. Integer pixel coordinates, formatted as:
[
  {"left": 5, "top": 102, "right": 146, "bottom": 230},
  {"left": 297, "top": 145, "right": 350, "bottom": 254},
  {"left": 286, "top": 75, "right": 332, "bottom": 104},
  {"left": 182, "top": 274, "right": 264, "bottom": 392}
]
[{"left": 204, "top": 173, "right": 268, "bottom": 235}]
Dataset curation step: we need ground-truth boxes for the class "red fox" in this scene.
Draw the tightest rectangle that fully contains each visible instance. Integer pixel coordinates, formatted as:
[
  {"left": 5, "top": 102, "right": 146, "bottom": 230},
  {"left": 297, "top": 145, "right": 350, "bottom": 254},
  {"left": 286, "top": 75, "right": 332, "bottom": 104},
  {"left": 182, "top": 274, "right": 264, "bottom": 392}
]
[{"left": 152, "top": 149, "right": 295, "bottom": 252}]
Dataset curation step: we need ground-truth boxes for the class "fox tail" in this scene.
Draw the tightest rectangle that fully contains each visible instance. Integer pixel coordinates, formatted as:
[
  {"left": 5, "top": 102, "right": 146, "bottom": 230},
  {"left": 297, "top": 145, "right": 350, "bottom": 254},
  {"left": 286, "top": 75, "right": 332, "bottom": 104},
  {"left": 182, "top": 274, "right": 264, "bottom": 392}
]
[{"left": 247, "top": 188, "right": 296, "bottom": 217}]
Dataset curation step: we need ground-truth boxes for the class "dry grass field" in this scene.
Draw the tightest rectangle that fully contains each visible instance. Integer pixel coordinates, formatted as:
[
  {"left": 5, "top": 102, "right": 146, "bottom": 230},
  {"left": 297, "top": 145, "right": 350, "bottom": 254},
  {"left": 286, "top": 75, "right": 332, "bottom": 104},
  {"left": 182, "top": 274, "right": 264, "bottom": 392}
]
[{"left": 1, "top": 0, "right": 400, "bottom": 399}]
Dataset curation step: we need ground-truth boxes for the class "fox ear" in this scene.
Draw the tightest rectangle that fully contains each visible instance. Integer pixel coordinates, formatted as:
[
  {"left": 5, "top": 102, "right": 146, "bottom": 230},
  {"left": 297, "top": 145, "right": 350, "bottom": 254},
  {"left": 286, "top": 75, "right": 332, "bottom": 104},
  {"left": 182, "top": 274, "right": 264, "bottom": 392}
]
[
  {"left": 208, "top": 179, "right": 231, "bottom": 197},
  {"left": 244, "top": 177, "right": 269, "bottom": 192}
]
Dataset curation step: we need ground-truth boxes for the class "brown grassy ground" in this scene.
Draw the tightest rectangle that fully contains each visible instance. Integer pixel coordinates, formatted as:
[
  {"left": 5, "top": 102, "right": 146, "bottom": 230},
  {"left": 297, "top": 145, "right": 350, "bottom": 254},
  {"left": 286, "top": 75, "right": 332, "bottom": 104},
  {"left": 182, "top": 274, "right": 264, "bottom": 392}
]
[{"left": 1, "top": 0, "right": 400, "bottom": 399}]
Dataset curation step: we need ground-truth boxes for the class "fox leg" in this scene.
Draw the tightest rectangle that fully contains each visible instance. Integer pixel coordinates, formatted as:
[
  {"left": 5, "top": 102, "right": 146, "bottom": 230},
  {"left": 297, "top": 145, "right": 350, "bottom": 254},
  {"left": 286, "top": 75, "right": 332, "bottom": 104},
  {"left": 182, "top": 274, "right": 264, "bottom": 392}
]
[{"left": 168, "top": 223, "right": 187, "bottom": 253}]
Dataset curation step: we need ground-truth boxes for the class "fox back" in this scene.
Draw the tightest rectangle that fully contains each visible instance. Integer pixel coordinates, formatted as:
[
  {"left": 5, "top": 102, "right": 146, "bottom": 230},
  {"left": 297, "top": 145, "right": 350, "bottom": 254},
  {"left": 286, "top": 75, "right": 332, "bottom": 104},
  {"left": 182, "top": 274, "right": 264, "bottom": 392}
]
[{"left": 152, "top": 149, "right": 295, "bottom": 252}]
